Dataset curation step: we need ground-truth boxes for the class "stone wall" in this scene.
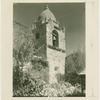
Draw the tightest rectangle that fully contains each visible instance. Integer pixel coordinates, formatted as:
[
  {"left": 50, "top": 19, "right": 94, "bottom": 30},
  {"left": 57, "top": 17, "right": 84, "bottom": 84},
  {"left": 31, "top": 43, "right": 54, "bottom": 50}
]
[
  {"left": 32, "top": 20, "right": 66, "bottom": 83},
  {"left": 47, "top": 47, "right": 66, "bottom": 83},
  {"left": 46, "top": 21, "right": 66, "bottom": 83},
  {"left": 33, "top": 23, "right": 47, "bottom": 59},
  {"left": 46, "top": 20, "right": 66, "bottom": 51}
]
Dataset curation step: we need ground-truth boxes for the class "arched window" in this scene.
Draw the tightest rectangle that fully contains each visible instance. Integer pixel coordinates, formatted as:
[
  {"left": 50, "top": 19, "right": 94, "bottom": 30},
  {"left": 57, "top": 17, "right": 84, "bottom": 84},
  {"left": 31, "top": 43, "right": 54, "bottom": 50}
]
[{"left": 52, "top": 30, "right": 59, "bottom": 47}]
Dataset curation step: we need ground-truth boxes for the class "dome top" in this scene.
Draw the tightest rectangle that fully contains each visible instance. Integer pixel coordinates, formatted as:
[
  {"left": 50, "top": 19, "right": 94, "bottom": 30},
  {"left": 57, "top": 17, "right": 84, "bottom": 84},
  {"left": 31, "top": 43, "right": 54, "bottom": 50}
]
[{"left": 38, "top": 5, "right": 56, "bottom": 22}]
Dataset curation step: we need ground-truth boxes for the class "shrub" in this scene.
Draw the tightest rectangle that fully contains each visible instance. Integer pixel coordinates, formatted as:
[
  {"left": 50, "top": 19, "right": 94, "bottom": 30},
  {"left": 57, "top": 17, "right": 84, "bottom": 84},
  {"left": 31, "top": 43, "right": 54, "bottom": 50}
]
[
  {"left": 13, "top": 66, "right": 82, "bottom": 97},
  {"left": 13, "top": 54, "right": 83, "bottom": 97}
]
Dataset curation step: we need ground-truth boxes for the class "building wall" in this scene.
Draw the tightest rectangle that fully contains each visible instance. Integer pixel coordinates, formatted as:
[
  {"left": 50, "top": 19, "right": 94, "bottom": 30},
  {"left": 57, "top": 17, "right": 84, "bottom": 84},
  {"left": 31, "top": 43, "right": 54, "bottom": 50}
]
[
  {"left": 46, "top": 20, "right": 66, "bottom": 51},
  {"left": 47, "top": 47, "right": 66, "bottom": 83},
  {"left": 32, "top": 19, "right": 66, "bottom": 83},
  {"left": 33, "top": 23, "right": 47, "bottom": 59},
  {"left": 46, "top": 21, "right": 66, "bottom": 83},
  {"left": 59, "top": 30, "right": 66, "bottom": 50},
  {"left": 14, "top": 20, "right": 66, "bottom": 83}
]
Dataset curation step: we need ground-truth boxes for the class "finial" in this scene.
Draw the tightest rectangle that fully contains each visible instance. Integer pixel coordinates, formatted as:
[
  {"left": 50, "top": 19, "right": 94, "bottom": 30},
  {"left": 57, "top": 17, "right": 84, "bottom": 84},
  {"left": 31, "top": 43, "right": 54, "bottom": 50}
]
[{"left": 45, "top": 4, "right": 49, "bottom": 9}]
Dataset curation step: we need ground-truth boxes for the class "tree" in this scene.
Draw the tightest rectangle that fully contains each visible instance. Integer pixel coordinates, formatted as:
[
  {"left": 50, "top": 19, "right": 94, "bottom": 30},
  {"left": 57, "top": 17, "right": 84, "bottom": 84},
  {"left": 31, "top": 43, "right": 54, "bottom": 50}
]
[
  {"left": 65, "top": 50, "right": 85, "bottom": 85},
  {"left": 65, "top": 50, "right": 85, "bottom": 74}
]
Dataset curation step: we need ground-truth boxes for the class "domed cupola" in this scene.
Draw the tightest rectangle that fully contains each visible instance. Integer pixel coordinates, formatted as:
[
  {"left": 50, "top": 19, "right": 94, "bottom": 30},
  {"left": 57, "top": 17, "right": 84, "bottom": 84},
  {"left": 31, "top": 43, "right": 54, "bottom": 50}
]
[{"left": 38, "top": 5, "right": 56, "bottom": 23}]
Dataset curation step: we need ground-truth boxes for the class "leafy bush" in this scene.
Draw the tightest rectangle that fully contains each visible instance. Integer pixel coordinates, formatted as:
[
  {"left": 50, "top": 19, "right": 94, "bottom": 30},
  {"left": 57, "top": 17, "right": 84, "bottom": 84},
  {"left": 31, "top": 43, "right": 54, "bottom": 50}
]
[
  {"left": 13, "top": 66, "right": 82, "bottom": 97},
  {"left": 65, "top": 50, "right": 85, "bottom": 74},
  {"left": 13, "top": 54, "right": 84, "bottom": 97}
]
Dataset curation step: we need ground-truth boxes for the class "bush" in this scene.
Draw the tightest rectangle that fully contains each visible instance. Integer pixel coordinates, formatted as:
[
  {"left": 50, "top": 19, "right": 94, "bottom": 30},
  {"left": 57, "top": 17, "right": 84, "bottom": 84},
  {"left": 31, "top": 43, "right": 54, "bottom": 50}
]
[
  {"left": 13, "top": 71, "right": 82, "bottom": 97},
  {"left": 13, "top": 54, "right": 83, "bottom": 97}
]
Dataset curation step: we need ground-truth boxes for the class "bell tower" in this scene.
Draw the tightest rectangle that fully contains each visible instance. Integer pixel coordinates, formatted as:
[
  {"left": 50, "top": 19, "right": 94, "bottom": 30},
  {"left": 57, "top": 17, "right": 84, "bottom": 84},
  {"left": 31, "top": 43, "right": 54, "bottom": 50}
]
[{"left": 32, "top": 5, "right": 66, "bottom": 83}]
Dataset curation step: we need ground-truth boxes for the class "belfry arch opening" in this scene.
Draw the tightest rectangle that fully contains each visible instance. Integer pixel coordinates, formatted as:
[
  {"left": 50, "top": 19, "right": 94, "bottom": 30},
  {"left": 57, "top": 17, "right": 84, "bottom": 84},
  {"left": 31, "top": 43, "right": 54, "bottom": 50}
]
[{"left": 52, "top": 30, "right": 59, "bottom": 47}]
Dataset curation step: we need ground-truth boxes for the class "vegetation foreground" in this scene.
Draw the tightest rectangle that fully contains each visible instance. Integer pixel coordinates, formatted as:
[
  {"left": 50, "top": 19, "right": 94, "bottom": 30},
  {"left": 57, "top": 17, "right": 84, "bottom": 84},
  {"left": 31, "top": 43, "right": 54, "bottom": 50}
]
[{"left": 13, "top": 57, "right": 85, "bottom": 97}]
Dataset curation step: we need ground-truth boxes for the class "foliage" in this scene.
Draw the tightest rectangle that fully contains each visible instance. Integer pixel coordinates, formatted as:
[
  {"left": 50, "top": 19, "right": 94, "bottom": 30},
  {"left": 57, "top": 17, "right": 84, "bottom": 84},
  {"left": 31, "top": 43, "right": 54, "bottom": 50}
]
[
  {"left": 13, "top": 21, "right": 36, "bottom": 64},
  {"left": 13, "top": 60, "right": 23, "bottom": 91},
  {"left": 13, "top": 60, "right": 83, "bottom": 97},
  {"left": 31, "top": 58, "right": 48, "bottom": 71},
  {"left": 13, "top": 21, "right": 85, "bottom": 97},
  {"left": 65, "top": 51, "right": 85, "bottom": 94},
  {"left": 65, "top": 50, "right": 85, "bottom": 74},
  {"left": 65, "top": 50, "right": 85, "bottom": 84}
]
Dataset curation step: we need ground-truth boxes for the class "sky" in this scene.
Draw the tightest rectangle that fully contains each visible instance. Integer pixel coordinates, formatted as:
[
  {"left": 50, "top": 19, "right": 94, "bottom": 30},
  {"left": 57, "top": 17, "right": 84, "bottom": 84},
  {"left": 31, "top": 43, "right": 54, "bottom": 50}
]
[{"left": 13, "top": 3, "right": 85, "bottom": 56}]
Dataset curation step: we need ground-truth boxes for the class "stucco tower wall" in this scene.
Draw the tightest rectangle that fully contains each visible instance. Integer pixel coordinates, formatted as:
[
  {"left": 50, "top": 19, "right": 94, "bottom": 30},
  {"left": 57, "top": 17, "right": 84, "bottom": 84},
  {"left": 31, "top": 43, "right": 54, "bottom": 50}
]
[
  {"left": 34, "top": 23, "right": 47, "bottom": 59},
  {"left": 46, "top": 21, "right": 66, "bottom": 83}
]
